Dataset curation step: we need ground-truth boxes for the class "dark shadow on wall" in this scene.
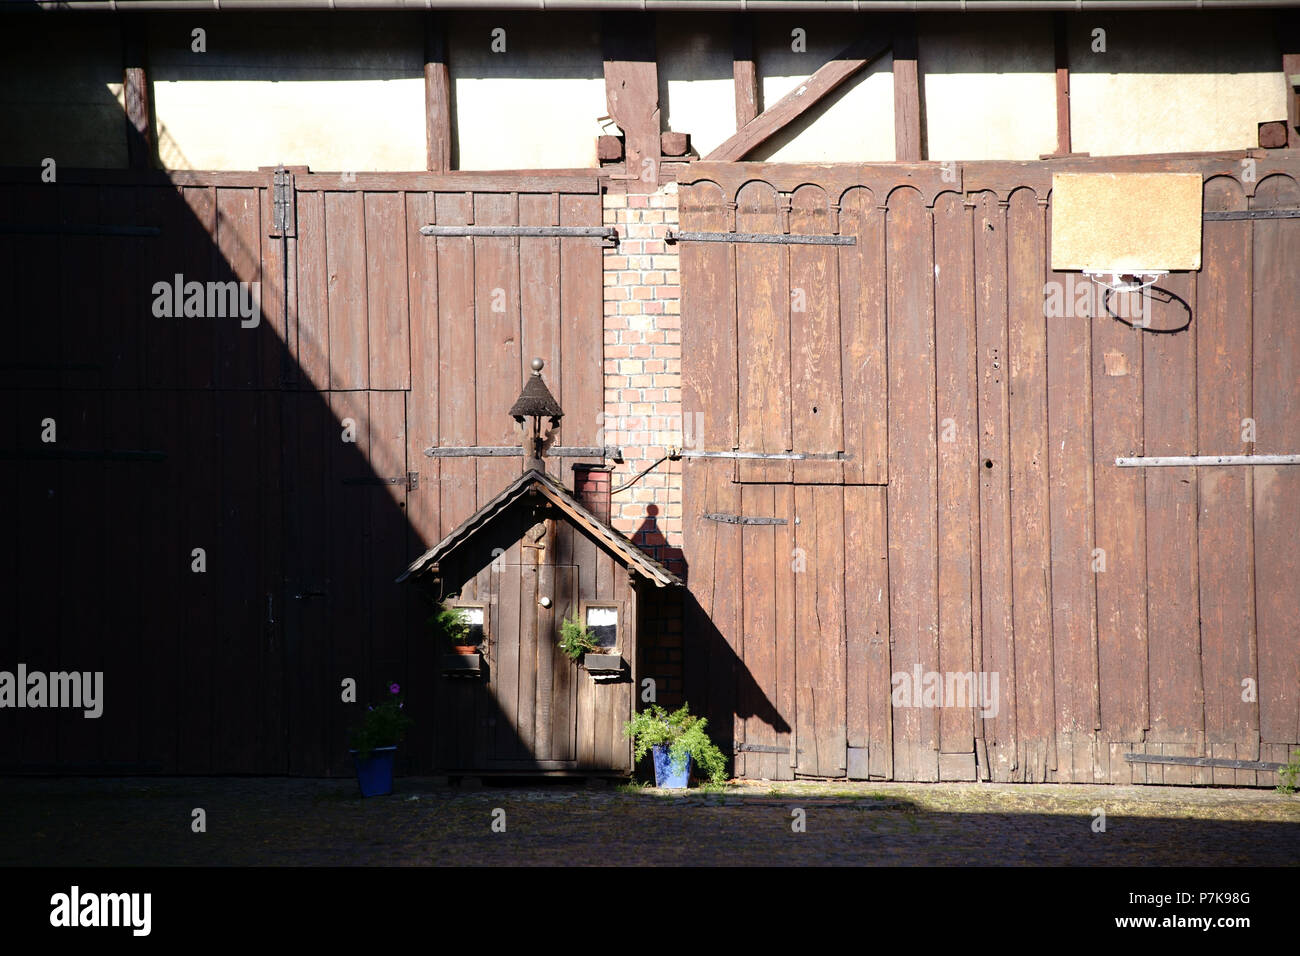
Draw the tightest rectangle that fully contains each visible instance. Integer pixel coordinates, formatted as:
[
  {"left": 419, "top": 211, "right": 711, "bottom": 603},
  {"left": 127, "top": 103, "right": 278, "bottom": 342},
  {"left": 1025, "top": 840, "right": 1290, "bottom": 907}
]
[{"left": 0, "top": 166, "right": 536, "bottom": 780}]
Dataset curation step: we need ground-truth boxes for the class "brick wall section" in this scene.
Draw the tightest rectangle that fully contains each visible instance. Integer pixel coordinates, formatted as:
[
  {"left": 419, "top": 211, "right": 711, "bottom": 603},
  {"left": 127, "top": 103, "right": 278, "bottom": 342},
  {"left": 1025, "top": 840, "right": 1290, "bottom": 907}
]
[{"left": 603, "top": 183, "right": 685, "bottom": 705}]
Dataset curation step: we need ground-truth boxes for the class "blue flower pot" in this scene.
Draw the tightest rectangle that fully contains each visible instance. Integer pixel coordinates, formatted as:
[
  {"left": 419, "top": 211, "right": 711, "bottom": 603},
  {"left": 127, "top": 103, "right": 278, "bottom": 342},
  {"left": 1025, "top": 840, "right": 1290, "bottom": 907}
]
[
  {"left": 350, "top": 746, "right": 398, "bottom": 797},
  {"left": 652, "top": 744, "right": 692, "bottom": 789}
]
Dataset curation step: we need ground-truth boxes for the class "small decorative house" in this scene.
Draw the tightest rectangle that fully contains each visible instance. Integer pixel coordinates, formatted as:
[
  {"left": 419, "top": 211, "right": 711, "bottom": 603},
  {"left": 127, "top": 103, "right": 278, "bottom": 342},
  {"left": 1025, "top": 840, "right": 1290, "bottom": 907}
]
[{"left": 398, "top": 360, "right": 680, "bottom": 775}]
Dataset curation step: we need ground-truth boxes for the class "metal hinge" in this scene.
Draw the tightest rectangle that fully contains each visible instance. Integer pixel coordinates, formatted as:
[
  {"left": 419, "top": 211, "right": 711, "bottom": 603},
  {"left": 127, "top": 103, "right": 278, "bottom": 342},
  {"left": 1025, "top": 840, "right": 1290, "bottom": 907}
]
[
  {"left": 342, "top": 472, "right": 419, "bottom": 490},
  {"left": 420, "top": 225, "right": 619, "bottom": 246},
  {"left": 1124, "top": 753, "right": 1287, "bottom": 772},
  {"left": 666, "top": 229, "right": 855, "bottom": 246},
  {"left": 703, "top": 513, "right": 787, "bottom": 526},
  {"left": 735, "top": 742, "right": 801, "bottom": 754},
  {"left": 1204, "top": 208, "right": 1300, "bottom": 221},
  {"left": 678, "top": 449, "right": 850, "bottom": 461},
  {"left": 424, "top": 445, "right": 623, "bottom": 461},
  {"left": 271, "top": 165, "right": 296, "bottom": 237}
]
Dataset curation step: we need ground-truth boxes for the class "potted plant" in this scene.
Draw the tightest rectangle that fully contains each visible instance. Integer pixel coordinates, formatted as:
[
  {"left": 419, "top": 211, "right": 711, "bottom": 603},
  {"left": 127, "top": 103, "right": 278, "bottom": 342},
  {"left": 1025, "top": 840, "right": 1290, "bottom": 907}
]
[
  {"left": 558, "top": 610, "right": 601, "bottom": 661},
  {"left": 623, "top": 703, "right": 729, "bottom": 789},
  {"left": 430, "top": 603, "right": 476, "bottom": 654},
  {"left": 431, "top": 603, "right": 482, "bottom": 674},
  {"left": 348, "top": 682, "right": 414, "bottom": 797}
]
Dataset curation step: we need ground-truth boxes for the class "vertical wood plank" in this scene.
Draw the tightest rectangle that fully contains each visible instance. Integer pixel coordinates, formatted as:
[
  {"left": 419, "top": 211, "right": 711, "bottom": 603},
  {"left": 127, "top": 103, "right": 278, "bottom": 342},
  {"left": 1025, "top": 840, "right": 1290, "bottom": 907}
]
[
  {"left": 973, "top": 191, "right": 1016, "bottom": 782},
  {"left": 773, "top": 482, "right": 797, "bottom": 780},
  {"left": 474, "top": 193, "right": 521, "bottom": 501},
  {"left": 789, "top": 185, "right": 843, "bottom": 483},
  {"left": 1045, "top": 199, "right": 1099, "bottom": 783},
  {"left": 886, "top": 186, "right": 939, "bottom": 782},
  {"left": 892, "top": 18, "right": 922, "bottom": 162},
  {"left": 1006, "top": 188, "right": 1053, "bottom": 782},
  {"left": 737, "top": 180, "right": 792, "bottom": 482},
  {"left": 213, "top": 187, "right": 262, "bottom": 389},
  {"left": 741, "top": 483, "right": 777, "bottom": 777},
  {"left": 838, "top": 187, "right": 888, "bottom": 485},
  {"left": 436, "top": 192, "right": 476, "bottom": 537},
  {"left": 325, "top": 191, "right": 369, "bottom": 391},
  {"left": 1198, "top": 176, "right": 1255, "bottom": 759},
  {"left": 295, "top": 189, "right": 331, "bottom": 391},
  {"left": 559, "top": 193, "right": 605, "bottom": 468},
  {"left": 934, "top": 192, "right": 978, "bottom": 762},
  {"left": 365, "top": 192, "right": 411, "bottom": 391},
  {"left": 1252, "top": 175, "right": 1300, "bottom": 750},
  {"left": 1143, "top": 266, "right": 1202, "bottom": 771},
  {"left": 519, "top": 193, "right": 563, "bottom": 482},
  {"left": 405, "top": 190, "right": 441, "bottom": 550}
]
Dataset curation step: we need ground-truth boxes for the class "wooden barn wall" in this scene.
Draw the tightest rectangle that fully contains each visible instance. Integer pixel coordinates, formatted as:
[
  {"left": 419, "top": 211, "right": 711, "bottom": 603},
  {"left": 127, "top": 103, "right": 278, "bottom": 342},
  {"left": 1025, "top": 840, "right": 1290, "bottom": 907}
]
[
  {"left": 0, "top": 169, "right": 603, "bottom": 776},
  {"left": 679, "top": 156, "right": 1300, "bottom": 784}
]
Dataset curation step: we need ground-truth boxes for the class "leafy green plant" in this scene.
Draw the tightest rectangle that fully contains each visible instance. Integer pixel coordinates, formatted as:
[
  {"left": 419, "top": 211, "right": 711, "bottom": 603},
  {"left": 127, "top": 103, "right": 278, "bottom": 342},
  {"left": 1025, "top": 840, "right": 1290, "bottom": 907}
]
[
  {"left": 558, "top": 610, "right": 600, "bottom": 661},
  {"left": 1277, "top": 749, "right": 1300, "bottom": 794},
  {"left": 349, "top": 681, "right": 414, "bottom": 758},
  {"left": 623, "top": 703, "right": 729, "bottom": 786},
  {"left": 428, "top": 603, "right": 471, "bottom": 647}
]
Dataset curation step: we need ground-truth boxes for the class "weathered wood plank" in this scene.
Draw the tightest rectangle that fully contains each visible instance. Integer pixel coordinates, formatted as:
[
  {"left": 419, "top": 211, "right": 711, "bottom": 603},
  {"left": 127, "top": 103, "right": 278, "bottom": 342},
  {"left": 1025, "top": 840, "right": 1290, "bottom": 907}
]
[
  {"left": 424, "top": 14, "right": 452, "bottom": 173},
  {"left": 789, "top": 184, "right": 843, "bottom": 484},
  {"left": 773, "top": 482, "right": 797, "bottom": 780},
  {"left": 558, "top": 193, "right": 605, "bottom": 471},
  {"left": 294, "top": 188, "right": 331, "bottom": 392},
  {"left": 893, "top": 19, "right": 922, "bottom": 162},
  {"left": 1252, "top": 174, "right": 1300, "bottom": 748},
  {"left": 519, "top": 193, "right": 563, "bottom": 483},
  {"left": 1045, "top": 198, "right": 1099, "bottom": 783},
  {"left": 404, "top": 191, "right": 441, "bottom": 551},
  {"left": 933, "top": 191, "right": 977, "bottom": 758},
  {"left": 973, "top": 191, "right": 1016, "bottom": 782},
  {"left": 736, "top": 180, "right": 791, "bottom": 482},
  {"left": 435, "top": 192, "right": 477, "bottom": 537},
  {"left": 741, "top": 483, "right": 777, "bottom": 778},
  {"left": 1006, "top": 188, "right": 1053, "bottom": 782},
  {"left": 1143, "top": 265, "right": 1203, "bottom": 757},
  {"left": 838, "top": 187, "right": 887, "bottom": 485},
  {"left": 603, "top": 13, "right": 661, "bottom": 194},
  {"left": 680, "top": 181, "right": 737, "bottom": 453},
  {"left": 733, "top": 15, "right": 759, "bottom": 128},
  {"left": 1198, "top": 175, "right": 1256, "bottom": 751},
  {"left": 365, "top": 192, "right": 411, "bottom": 391},
  {"left": 213, "top": 187, "right": 262, "bottom": 389},
  {"left": 886, "top": 186, "right": 939, "bottom": 782},
  {"left": 324, "top": 191, "right": 369, "bottom": 390},
  {"left": 473, "top": 192, "right": 521, "bottom": 502}
]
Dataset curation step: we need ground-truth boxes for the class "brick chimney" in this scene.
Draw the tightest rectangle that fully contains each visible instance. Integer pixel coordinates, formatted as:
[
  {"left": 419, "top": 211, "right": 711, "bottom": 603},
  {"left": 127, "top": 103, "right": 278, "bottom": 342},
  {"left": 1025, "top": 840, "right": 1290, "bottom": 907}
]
[{"left": 572, "top": 464, "right": 612, "bottom": 523}]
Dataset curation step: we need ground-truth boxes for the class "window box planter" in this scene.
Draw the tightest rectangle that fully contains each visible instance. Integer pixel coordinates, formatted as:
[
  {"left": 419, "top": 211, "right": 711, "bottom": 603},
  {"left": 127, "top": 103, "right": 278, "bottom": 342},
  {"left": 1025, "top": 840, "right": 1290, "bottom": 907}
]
[
  {"left": 583, "top": 652, "right": 623, "bottom": 676},
  {"left": 442, "top": 652, "right": 482, "bottom": 676}
]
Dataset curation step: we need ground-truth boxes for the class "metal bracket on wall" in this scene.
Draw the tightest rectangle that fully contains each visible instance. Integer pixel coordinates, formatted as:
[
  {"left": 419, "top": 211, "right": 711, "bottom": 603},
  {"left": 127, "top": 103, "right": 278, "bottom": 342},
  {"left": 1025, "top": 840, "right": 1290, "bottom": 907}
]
[
  {"left": 1203, "top": 209, "right": 1300, "bottom": 221},
  {"left": 342, "top": 472, "right": 419, "bottom": 491},
  {"left": 270, "top": 165, "right": 296, "bottom": 237},
  {"left": 678, "top": 449, "right": 851, "bottom": 461},
  {"left": 665, "top": 229, "right": 855, "bottom": 246},
  {"left": 735, "top": 742, "right": 801, "bottom": 755},
  {"left": 420, "top": 224, "right": 620, "bottom": 246},
  {"left": 702, "top": 513, "right": 787, "bottom": 526},
  {"left": 1116, "top": 455, "right": 1300, "bottom": 467},
  {"left": 424, "top": 445, "right": 623, "bottom": 461},
  {"left": 1124, "top": 752, "right": 1287, "bottom": 772}
]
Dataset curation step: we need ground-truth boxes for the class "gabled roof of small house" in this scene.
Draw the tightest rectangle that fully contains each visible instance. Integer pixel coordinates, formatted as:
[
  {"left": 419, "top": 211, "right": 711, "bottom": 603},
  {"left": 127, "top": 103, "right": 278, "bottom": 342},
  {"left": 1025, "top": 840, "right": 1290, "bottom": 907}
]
[{"left": 396, "top": 468, "right": 682, "bottom": 588}]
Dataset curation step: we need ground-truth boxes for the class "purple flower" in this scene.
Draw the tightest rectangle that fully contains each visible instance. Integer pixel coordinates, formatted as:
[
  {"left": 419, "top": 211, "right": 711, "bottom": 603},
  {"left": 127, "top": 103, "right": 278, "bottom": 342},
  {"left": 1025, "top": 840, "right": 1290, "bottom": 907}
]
[{"left": 389, "top": 683, "right": 401, "bottom": 695}]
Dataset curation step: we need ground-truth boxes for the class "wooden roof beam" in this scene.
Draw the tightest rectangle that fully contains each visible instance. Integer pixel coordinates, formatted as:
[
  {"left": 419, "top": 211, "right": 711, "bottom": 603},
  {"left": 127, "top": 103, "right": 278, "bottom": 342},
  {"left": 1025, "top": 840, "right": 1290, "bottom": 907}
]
[
  {"left": 424, "top": 12, "right": 452, "bottom": 172},
  {"left": 603, "top": 12, "right": 661, "bottom": 194},
  {"left": 705, "top": 31, "right": 890, "bottom": 163}
]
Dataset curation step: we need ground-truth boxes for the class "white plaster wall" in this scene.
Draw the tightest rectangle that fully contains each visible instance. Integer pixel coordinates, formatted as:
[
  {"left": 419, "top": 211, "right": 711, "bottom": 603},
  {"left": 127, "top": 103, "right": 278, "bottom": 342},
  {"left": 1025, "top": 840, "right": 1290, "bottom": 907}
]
[
  {"left": 1069, "top": 12, "right": 1287, "bottom": 156},
  {"left": 657, "top": 15, "right": 737, "bottom": 159},
  {"left": 920, "top": 13, "right": 1058, "bottom": 161},
  {"left": 752, "top": 17, "right": 896, "bottom": 162},
  {"left": 450, "top": 13, "right": 605, "bottom": 170}
]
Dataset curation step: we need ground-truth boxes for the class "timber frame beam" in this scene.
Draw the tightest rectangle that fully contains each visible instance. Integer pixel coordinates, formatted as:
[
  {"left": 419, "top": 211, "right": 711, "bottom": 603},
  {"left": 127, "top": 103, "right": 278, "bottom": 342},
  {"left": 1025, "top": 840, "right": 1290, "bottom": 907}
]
[
  {"left": 603, "top": 11, "right": 662, "bottom": 193},
  {"left": 424, "top": 13, "right": 453, "bottom": 171},
  {"left": 707, "top": 31, "right": 891, "bottom": 162}
]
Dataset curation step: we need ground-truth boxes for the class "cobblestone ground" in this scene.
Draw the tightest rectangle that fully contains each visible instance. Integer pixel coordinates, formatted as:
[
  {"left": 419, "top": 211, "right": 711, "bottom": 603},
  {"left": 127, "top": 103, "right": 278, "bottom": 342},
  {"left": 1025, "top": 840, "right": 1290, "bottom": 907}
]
[{"left": 2, "top": 777, "right": 1297, "bottom": 866}]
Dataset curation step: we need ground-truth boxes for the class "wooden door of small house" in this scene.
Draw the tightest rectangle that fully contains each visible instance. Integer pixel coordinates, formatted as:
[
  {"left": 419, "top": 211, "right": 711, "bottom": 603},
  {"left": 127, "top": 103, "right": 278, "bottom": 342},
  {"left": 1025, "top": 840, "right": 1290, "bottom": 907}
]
[{"left": 475, "top": 564, "right": 633, "bottom": 772}]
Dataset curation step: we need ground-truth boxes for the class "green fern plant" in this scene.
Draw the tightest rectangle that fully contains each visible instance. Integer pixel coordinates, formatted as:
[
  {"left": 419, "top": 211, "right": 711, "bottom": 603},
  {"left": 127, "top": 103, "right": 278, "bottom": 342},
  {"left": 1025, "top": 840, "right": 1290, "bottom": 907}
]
[
  {"left": 558, "top": 610, "right": 600, "bottom": 661},
  {"left": 427, "top": 603, "right": 471, "bottom": 647},
  {"left": 623, "top": 703, "right": 729, "bottom": 786}
]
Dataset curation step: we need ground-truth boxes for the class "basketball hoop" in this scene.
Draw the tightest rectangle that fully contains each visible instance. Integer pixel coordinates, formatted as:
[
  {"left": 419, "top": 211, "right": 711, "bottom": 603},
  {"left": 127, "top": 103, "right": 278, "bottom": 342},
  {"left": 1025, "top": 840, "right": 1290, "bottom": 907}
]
[{"left": 1083, "top": 270, "right": 1168, "bottom": 294}]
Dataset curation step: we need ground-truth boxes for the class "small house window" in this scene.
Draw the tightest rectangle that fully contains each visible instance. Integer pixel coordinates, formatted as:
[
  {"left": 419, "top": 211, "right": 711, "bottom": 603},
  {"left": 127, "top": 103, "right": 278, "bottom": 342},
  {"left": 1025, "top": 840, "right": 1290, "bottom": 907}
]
[
  {"left": 582, "top": 603, "right": 618, "bottom": 649},
  {"left": 453, "top": 604, "right": 486, "bottom": 645}
]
